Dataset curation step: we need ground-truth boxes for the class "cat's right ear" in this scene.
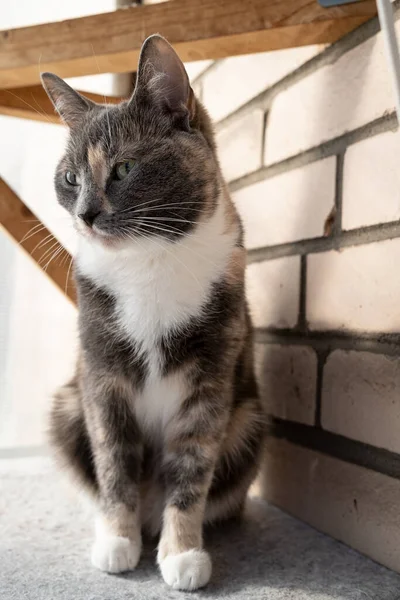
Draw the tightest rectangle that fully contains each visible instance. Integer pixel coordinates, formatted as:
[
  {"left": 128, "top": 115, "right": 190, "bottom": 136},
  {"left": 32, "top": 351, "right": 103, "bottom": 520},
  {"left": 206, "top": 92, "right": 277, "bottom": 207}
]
[
  {"left": 41, "top": 73, "right": 96, "bottom": 128},
  {"left": 132, "top": 35, "right": 195, "bottom": 126}
]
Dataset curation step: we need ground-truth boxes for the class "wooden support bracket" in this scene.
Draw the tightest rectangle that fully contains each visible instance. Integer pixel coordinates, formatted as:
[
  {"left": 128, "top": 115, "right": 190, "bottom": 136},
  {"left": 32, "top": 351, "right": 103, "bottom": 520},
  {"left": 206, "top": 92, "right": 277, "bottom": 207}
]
[
  {"left": 0, "top": 85, "right": 122, "bottom": 124},
  {"left": 0, "top": 178, "right": 76, "bottom": 303},
  {"left": 0, "top": 0, "right": 377, "bottom": 89}
]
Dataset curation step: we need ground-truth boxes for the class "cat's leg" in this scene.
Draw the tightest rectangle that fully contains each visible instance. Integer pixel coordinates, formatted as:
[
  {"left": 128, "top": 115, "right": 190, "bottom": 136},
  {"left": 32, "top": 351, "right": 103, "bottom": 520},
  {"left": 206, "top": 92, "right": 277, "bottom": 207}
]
[
  {"left": 205, "top": 395, "right": 265, "bottom": 524},
  {"left": 49, "top": 376, "right": 98, "bottom": 495},
  {"left": 157, "top": 387, "right": 227, "bottom": 591},
  {"left": 85, "top": 377, "right": 143, "bottom": 574}
]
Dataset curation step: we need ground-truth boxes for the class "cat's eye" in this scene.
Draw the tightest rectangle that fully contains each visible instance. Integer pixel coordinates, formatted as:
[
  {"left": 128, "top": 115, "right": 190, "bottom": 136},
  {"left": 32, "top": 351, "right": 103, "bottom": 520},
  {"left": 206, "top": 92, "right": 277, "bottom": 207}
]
[
  {"left": 114, "top": 159, "right": 136, "bottom": 181},
  {"left": 65, "top": 171, "right": 79, "bottom": 186}
]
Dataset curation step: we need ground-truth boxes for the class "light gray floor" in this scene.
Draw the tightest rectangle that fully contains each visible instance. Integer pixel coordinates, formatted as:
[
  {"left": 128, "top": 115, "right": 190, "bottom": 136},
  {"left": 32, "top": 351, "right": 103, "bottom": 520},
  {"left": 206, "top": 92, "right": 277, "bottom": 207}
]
[{"left": 1, "top": 457, "right": 400, "bottom": 600}]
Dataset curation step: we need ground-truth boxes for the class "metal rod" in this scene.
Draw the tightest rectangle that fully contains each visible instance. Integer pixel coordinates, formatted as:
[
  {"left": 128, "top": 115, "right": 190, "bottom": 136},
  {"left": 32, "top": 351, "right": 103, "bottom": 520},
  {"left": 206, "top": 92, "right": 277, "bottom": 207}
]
[{"left": 376, "top": 0, "right": 400, "bottom": 123}]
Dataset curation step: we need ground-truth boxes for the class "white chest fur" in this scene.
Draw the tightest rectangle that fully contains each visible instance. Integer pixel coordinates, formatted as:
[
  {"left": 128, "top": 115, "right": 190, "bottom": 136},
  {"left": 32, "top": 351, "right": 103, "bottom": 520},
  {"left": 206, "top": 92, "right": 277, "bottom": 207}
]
[{"left": 76, "top": 201, "right": 235, "bottom": 435}]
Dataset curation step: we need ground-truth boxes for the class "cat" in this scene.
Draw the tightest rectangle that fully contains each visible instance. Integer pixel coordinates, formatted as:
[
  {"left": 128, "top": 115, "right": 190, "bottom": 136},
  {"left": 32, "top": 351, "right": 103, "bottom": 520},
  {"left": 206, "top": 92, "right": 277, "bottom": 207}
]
[{"left": 41, "top": 34, "right": 265, "bottom": 591}]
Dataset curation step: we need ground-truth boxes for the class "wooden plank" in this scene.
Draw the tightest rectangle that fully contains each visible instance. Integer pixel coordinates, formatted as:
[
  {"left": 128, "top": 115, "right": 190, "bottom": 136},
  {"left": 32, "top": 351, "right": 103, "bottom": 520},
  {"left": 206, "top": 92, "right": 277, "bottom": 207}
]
[
  {"left": 0, "top": 178, "right": 76, "bottom": 303},
  {"left": 0, "top": 85, "right": 123, "bottom": 124},
  {"left": 0, "top": 0, "right": 377, "bottom": 89}
]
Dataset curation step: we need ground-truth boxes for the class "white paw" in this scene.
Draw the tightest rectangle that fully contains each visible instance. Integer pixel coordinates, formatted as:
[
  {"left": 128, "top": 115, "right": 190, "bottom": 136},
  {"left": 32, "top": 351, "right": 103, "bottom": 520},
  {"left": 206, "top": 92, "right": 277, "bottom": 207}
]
[
  {"left": 159, "top": 549, "right": 212, "bottom": 591},
  {"left": 91, "top": 535, "right": 141, "bottom": 573}
]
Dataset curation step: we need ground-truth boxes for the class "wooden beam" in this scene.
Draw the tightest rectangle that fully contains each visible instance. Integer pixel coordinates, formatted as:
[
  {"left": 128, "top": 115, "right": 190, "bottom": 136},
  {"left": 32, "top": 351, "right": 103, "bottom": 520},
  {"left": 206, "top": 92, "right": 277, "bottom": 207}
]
[
  {"left": 0, "top": 85, "right": 123, "bottom": 124},
  {"left": 0, "top": 178, "right": 76, "bottom": 303},
  {"left": 0, "top": 0, "right": 377, "bottom": 89}
]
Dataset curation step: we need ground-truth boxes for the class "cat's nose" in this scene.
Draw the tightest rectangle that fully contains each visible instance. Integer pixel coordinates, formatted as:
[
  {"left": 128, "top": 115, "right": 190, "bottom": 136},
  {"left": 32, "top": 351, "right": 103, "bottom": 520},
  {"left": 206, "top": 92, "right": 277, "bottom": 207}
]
[{"left": 78, "top": 209, "right": 101, "bottom": 228}]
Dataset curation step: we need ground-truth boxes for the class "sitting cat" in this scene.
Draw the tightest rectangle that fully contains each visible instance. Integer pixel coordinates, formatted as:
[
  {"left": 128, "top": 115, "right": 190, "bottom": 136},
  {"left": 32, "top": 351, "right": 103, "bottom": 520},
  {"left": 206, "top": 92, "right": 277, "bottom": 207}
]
[{"left": 42, "top": 34, "right": 265, "bottom": 591}]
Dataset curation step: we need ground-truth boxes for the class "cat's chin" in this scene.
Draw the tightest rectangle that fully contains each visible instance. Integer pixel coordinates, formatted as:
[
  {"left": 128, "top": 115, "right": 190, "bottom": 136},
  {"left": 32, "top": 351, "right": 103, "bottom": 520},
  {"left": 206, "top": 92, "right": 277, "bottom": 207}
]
[{"left": 75, "top": 223, "right": 126, "bottom": 250}]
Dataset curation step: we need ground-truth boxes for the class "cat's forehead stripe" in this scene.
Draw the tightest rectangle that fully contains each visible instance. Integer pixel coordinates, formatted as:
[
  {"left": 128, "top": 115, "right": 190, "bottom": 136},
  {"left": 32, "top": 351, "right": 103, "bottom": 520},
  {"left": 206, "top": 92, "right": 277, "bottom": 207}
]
[{"left": 88, "top": 142, "right": 107, "bottom": 189}]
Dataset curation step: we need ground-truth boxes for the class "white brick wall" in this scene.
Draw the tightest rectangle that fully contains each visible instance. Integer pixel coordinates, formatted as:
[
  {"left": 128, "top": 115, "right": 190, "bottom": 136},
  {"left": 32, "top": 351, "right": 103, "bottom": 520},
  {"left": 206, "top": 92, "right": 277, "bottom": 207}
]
[
  {"left": 255, "top": 344, "right": 317, "bottom": 425},
  {"left": 195, "top": 12, "right": 400, "bottom": 576},
  {"left": 185, "top": 60, "right": 213, "bottom": 82},
  {"left": 246, "top": 257, "right": 300, "bottom": 329},
  {"left": 201, "top": 46, "right": 321, "bottom": 122},
  {"left": 343, "top": 131, "right": 400, "bottom": 230},
  {"left": 233, "top": 157, "right": 336, "bottom": 248},
  {"left": 263, "top": 438, "right": 400, "bottom": 574},
  {"left": 264, "top": 29, "right": 396, "bottom": 164},
  {"left": 322, "top": 350, "right": 400, "bottom": 454},
  {"left": 307, "top": 239, "right": 400, "bottom": 332},
  {"left": 217, "top": 111, "right": 264, "bottom": 182}
]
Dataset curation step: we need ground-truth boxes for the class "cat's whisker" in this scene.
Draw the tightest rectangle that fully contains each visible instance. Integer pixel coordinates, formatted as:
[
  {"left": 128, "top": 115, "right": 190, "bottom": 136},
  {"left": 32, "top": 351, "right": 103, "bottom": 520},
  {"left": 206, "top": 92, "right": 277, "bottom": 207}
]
[
  {"left": 38, "top": 239, "right": 62, "bottom": 266},
  {"left": 138, "top": 222, "right": 220, "bottom": 269},
  {"left": 133, "top": 202, "right": 197, "bottom": 212},
  {"left": 117, "top": 197, "right": 171, "bottom": 214},
  {"left": 20, "top": 223, "right": 48, "bottom": 244},
  {"left": 65, "top": 254, "right": 74, "bottom": 296},
  {"left": 137, "top": 229, "right": 202, "bottom": 289},
  {"left": 31, "top": 233, "right": 57, "bottom": 256},
  {"left": 60, "top": 248, "right": 72, "bottom": 268},
  {"left": 119, "top": 201, "right": 198, "bottom": 216},
  {"left": 5, "top": 89, "right": 53, "bottom": 125},
  {"left": 122, "top": 219, "right": 215, "bottom": 252},
  {"left": 42, "top": 243, "right": 65, "bottom": 272},
  {"left": 43, "top": 248, "right": 66, "bottom": 273},
  {"left": 137, "top": 216, "right": 200, "bottom": 225},
  {"left": 134, "top": 224, "right": 217, "bottom": 278},
  {"left": 119, "top": 223, "right": 201, "bottom": 288},
  {"left": 31, "top": 91, "right": 56, "bottom": 126}
]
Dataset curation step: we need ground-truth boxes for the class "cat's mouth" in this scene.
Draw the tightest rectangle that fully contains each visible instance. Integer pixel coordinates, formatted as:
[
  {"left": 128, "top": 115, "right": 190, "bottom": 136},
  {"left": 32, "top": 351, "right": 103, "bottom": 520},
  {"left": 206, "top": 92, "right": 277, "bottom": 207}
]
[{"left": 75, "top": 218, "right": 120, "bottom": 248}]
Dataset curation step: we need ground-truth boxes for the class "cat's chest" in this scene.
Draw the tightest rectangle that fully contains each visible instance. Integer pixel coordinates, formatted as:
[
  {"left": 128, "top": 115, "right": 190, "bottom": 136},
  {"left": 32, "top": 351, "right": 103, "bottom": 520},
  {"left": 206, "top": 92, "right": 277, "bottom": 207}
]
[
  {"left": 113, "top": 275, "right": 197, "bottom": 349},
  {"left": 76, "top": 242, "right": 210, "bottom": 353},
  {"left": 134, "top": 368, "right": 189, "bottom": 439}
]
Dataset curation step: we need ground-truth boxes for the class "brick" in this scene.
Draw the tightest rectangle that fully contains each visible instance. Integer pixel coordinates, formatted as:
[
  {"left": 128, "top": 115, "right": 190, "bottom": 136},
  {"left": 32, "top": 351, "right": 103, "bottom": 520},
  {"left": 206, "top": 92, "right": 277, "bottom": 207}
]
[
  {"left": 246, "top": 256, "right": 300, "bottom": 329},
  {"left": 202, "top": 47, "right": 321, "bottom": 122},
  {"left": 217, "top": 111, "right": 264, "bottom": 182},
  {"left": 265, "top": 29, "right": 396, "bottom": 164},
  {"left": 255, "top": 344, "right": 317, "bottom": 425},
  {"left": 184, "top": 60, "right": 213, "bottom": 82},
  {"left": 322, "top": 350, "right": 400, "bottom": 454},
  {"left": 233, "top": 157, "right": 336, "bottom": 249},
  {"left": 262, "top": 438, "right": 400, "bottom": 573},
  {"left": 343, "top": 131, "right": 400, "bottom": 230},
  {"left": 307, "top": 239, "right": 400, "bottom": 332}
]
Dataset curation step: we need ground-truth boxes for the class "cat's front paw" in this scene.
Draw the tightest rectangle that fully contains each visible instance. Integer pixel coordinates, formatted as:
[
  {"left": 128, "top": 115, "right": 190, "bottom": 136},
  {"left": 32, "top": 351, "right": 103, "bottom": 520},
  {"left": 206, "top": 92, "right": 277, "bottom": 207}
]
[
  {"left": 159, "top": 549, "right": 212, "bottom": 590},
  {"left": 91, "top": 535, "right": 141, "bottom": 573}
]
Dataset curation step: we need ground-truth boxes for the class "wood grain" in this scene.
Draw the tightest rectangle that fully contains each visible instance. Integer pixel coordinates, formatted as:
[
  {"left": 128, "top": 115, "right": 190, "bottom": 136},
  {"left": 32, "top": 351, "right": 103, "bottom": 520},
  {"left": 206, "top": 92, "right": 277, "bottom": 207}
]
[
  {"left": 0, "top": 0, "right": 376, "bottom": 89},
  {"left": 0, "top": 85, "right": 123, "bottom": 123},
  {"left": 0, "top": 178, "right": 76, "bottom": 303}
]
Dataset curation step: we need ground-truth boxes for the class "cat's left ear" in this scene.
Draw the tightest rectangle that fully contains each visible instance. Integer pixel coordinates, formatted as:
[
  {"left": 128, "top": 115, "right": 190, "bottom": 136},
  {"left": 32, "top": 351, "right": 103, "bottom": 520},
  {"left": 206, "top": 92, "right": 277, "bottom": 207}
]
[
  {"left": 41, "top": 73, "right": 97, "bottom": 128},
  {"left": 133, "top": 34, "right": 195, "bottom": 124}
]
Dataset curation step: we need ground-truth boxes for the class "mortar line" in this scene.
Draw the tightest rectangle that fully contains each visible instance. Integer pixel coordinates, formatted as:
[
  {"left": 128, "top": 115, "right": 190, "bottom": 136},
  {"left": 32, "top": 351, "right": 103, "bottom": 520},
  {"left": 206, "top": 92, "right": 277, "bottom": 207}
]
[
  {"left": 255, "top": 328, "right": 400, "bottom": 357},
  {"left": 230, "top": 112, "right": 397, "bottom": 195},
  {"left": 270, "top": 418, "right": 400, "bottom": 481},
  {"left": 247, "top": 219, "right": 400, "bottom": 264},
  {"left": 333, "top": 152, "right": 345, "bottom": 240},
  {"left": 260, "top": 111, "right": 269, "bottom": 167},
  {"left": 315, "top": 350, "right": 329, "bottom": 428},
  {"left": 297, "top": 255, "right": 308, "bottom": 332},
  {"left": 216, "top": 1, "right": 400, "bottom": 135}
]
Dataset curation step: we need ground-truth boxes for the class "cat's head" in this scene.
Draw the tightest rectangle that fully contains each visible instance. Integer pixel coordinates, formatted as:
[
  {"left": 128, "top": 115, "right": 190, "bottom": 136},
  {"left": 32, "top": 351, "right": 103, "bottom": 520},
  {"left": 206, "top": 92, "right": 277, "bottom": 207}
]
[{"left": 41, "top": 35, "right": 219, "bottom": 249}]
